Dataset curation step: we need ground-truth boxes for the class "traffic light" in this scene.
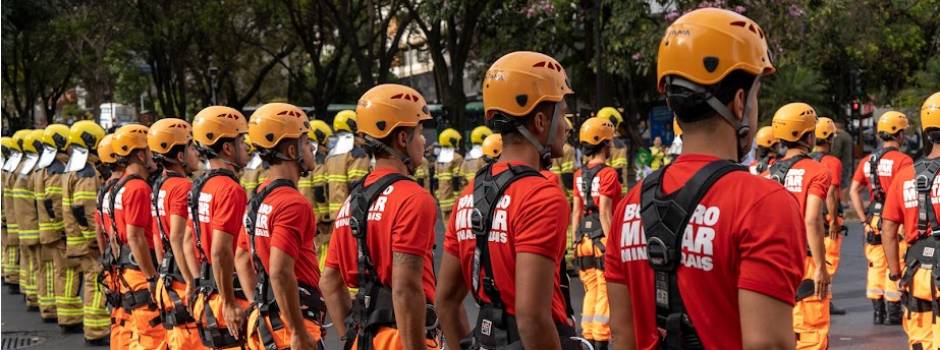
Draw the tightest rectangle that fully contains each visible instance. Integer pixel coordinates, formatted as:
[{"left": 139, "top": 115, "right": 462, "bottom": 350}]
[{"left": 851, "top": 100, "right": 861, "bottom": 118}]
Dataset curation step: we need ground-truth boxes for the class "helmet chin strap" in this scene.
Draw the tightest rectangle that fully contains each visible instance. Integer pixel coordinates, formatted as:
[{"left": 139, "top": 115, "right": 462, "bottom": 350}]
[
  {"left": 363, "top": 134, "right": 415, "bottom": 175},
  {"left": 514, "top": 102, "right": 561, "bottom": 169},
  {"left": 667, "top": 76, "right": 759, "bottom": 162}
]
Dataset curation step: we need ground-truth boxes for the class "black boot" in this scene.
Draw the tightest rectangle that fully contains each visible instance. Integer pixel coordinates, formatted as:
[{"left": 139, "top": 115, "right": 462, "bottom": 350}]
[
  {"left": 593, "top": 341, "right": 609, "bottom": 350},
  {"left": 84, "top": 337, "right": 108, "bottom": 346},
  {"left": 61, "top": 323, "right": 83, "bottom": 334},
  {"left": 7, "top": 284, "right": 20, "bottom": 295},
  {"left": 830, "top": 301, "right": 846, "bottom": 315},
  {"left": 872, "top": 298, "right": 886, "bottom": 324},
  {"left": 886, "top": 301, "right": 903, "bottom": 325}
]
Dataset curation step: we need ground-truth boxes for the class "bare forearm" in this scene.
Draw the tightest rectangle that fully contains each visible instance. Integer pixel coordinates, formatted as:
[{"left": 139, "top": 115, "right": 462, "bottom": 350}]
[
  {"left": 392, "top": 253, "right": 427, "bottom": 350},
  {"left": 436, "top": 255, "right": 469, "bottom": 346},
  {"left": 211, "top": 242, "right": 237, "bottom": 301},
  {"left": 270, "top": 268, "right": 306, "bottom": 333},
  {"left": 517, "top": 314, "right": 560, "bottom": 350},
  {"left": 882, "top": 220, "right": 901, "bottom": 275},
  {"left": 849, "top": 183, "right": 866, "bottom": 220},
  {"left": 826, "top": 186, "right": 838, "bottom": 225},
  {"left": 169, "top": 217, "right": 193, "bottom": 284},
  {"left": 127, "top": 229, "right": 156, "bottom": 277},
  {"left": 234, "top": 247, "right": 257, "bottom": 301},
  {"left": 806, "top": 217, "right": 826, "bottom": 267},
  {"left": 320, "top": 268, "right": 351, "bottom": 337},
  {"left": 182, "top": 229, "right": 199, "bottom": 278}
]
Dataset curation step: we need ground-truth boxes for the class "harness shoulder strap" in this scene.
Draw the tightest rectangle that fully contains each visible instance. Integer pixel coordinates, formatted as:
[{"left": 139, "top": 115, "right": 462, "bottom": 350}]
[
  {"left": 808, "top": 152, "right": 825, "bottom": 162},
  {"left": 580, "top": 164, "right": 605, "bottom": 214},
  {"left": 869, "top": 147, "right": 898, "bottom": 202},
  {"left": 188, "top": 168, "right": 238, "bottom": 261},
  {"left": 469, "top": 163, "right": 542, "bottom": 308},
  {"left": 915, "top": 158, "right": 940, "bottom": 237},
  {"left": 641, "top": 159, "right": 746, "bottom": 350},
  {"left": 109, "top": 174, "right": 146, "bottom": 244},
  {"left": 768, "top": 154, "right": 810, "bottom": 185},
  {"left": 348, "top": 172, "right": 414, "bottom": 290}
]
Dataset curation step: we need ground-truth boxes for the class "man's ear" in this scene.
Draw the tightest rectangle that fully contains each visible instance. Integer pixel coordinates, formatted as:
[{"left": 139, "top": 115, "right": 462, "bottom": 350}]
[{"left": 732, "top": 88, "right": 747, "bottom": 122}]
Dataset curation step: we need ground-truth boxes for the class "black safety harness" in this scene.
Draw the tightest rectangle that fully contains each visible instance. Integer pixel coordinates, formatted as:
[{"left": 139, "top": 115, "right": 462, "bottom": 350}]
[
  {"left": 900, "top": 158, "right": 940, "bottom": 318},
  {"left": 866, "top": 147, "right": 898, "bottom": 245},
  {"left": 151, "top": 171, "right": 195, "bottom": 329},
  {"left": 641, "top": 160, "right": 745, "bottom": 350},
  {"left": 188, "top": 168, "right": 246, "bottom": 348},
  {"left": 343, "top": 172, "right": 438, "bottom": 350},
  {"left": 107, "top": 174, "right": 161, "bottom": 326},
  {"left": 97, "top": 178, "right": 122, "bottom": 311},
  {"left": 574, "top": 164, "right": 607, "bottom": 271},
  {"left": 245, "top": 179, "right": 326, "bottom": 350},
  {"left": 466, "top": 163, "right": 581, "bottom": 350}
]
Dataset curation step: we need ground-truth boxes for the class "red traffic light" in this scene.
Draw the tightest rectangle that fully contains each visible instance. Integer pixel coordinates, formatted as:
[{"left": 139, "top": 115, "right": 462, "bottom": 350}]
[{"left": 852, "top": 102, "right": 860, "bottom": 110}]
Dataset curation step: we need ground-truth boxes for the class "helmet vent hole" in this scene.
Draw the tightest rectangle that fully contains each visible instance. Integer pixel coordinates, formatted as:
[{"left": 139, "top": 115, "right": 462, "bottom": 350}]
[
  {"left": 391, "top": 93, "right": 404, "bottom": 99},
  {"left": 265, "top": 133, "right": 274, "bottom": 142},
  {"left": 422, "top": 105, "right": 429, "bottom": 114},
  {"left": 730, "top": 21, "right": 746, "bottom": 27},
  {"left": 376, "top": 121, "right": 387, "bottom": 131},
  {"left": 703, "top": 57, "right": 719, "bottom": 73},
  {"left": 515, "top": 95, "right": 528, "bottom": 107},
  {"left": 161, "top": 142, "right": 167, "bottom": 149},
  {"left": 533, "top": 61, "right": 546, "bottom": 68},
  {"left": 206, "top": 132, "right": 214, "bottom": 140}
]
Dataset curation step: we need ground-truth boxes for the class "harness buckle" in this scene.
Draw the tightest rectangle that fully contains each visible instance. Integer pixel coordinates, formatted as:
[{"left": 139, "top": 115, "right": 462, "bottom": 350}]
[
  {"left": 349, "top": 216, "right": 362, "bottom": 239},
  {"left": 470, "top": 208, "right": 486, "bottom": 236},
  {"left": 917, "top": 174, "right": 932, "bottom": 192},
  {"left": 647, "top": 237, "right": 669, "bottom": 268}
]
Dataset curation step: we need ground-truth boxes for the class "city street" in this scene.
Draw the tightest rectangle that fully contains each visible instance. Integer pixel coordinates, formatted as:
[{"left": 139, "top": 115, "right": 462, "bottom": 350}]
[{"left": 1, "top": 220, "right": 907, "bottom": 349}]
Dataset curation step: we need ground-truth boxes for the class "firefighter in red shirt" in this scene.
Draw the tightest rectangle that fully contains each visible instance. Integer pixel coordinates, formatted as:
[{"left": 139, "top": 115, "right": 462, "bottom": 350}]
[
  {"left": 882, "top": 91, "right": 940, "bottom": 350},
  {"left": 606, "top": 8, "right": 805, "bottom": 350},
  {"left": 189, "top": 106, "right": 256, "bottom": 349},
  {"left": 849, "top": 110, "right": 914, "bottom": 325},
  {"left": 96, "top": 133, "right": 131, "bottom": 349},
  {"left": 436, "top": 51, "right": 579, "bottom": 350},
  {"left": 749, "top": 126, "right": 779, "bottom": 175},
  {"left": 570, "top": 117, "right": 620, "bottom": 349},
  {"left": 810, "top": 117, "right": 848, "bottom": 315},
  {"left": 237, "top": 103, "right": 324, "bottom": 350},
  {"left": 320, "top": 84, "right": 440, "bottom": 350},
  {"left": 147, "top": 118, "right": 204, "bottom": 349},
  {"left": 766, "top": 102, "right": 832, "bottom": 350},
  {"left": 109, "top": 124, "right": 165, "bottom": 349}
]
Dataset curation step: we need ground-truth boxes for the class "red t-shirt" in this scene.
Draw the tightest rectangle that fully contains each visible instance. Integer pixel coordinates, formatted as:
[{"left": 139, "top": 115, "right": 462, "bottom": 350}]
[
  {"left": 761, "top": 157, "right": 831, "bottom": 215},
  {"left": 325, "top": 168, "right": 438, "bottom": 301},
  {"left": 237, "top": 180, "right": 320, "bottom": 288},
  {"left": 444, "top": 161, "right": 572, "bottom": 324},
  {"left": 191, "top": 175, "right": 247, "bottom": 262},
  {"left": 853, "top": 149, "right": 913, "bottom": 198},
  {"left": 573, "top": 162, "right": 622, "bottom": 212},
  {"left": 152, "top": 175, "right": 192, "bottom": 254},
  {"left": 818, "top": 154, "right": 843, "bottom": 191},
  {"left": 540, "top": 169, "right": 562, "bottom": 190},
  {"left": 114, "top": 177, "right": 155, "bottom": 248},
  {"left": 882, "top": 163, "right": 938, "bottom": 243},
  {"left": 604, "top": 154, "right": 805, "bottom": 350}
]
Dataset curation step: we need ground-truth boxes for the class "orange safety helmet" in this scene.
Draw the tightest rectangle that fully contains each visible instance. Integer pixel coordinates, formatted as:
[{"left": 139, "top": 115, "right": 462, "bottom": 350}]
[
  {"left": 923, "top": 92, "right": 940, "bottom": 131},
  {"left": 579, "top": 117, "right": 615, "bottom": 145},
  {"left": 657, "top": 7, "right": 775, "bottom": 92},
  {"left": 112, "top": 124, "right": 150, "bottom": 157},
  {"left": 356, "top": 84, "right": 431, "bottom": 139},
  {"left": 482, "top": 51, "right": 573, "bottom": 119},
  {"left": 482, "top": 134, "right": 503, "bottom": 159},
  {"left": 755, "top": 126, "right": 778, "bottom": 148},
  {"left": 98, "top": 134, "right": 117, "bottom": 164},
  {"left": 192, "top": 106, "right": 247, "bottom": 148},
  {"left": 248, "top": 103, "right": 310, "bottom": 150},
  {"left": 815, "top": 117, "right": 836, "bottom": 140},
  {"left": 771, "top": 102, "right": 817, "bottom": 142},
  {"left": 148, "top": 118, "right": 192, "bottom": 155},
  {"left": 876, "top": 111, "right": 909, "bottom": 135}
]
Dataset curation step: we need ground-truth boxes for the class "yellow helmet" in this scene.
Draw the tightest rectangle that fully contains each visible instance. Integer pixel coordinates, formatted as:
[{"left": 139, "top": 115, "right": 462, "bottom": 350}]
[
  {"left": 755, "top": 126, "right": 778, "bottom": 148},
  {"left": 815, "top": 117, "right": 836, "bottom": 140},
  {"left": 248, "top": 103, "right": 310, "bottom": 150},
  {"left": 98, "top": 134, "right": 117, "bottom": 164},
  {"left": 657, "top": 8, "right": 775, "bottom": 91},
  {"left": 470, "top": 126, "right": 493, "bottom": 144},
  {"left": 439, "top": 128, "right": 462, "bottom": 148},
  {"left": 771, "top": 103, "right": 817, "bottom": 142},
  {"left": 673, "top": 118, "right": 683, "bottom": 137},
  {"left": 244, "top": 134, "right": 256, "bottom": 153},
  {"left": 22, "top": 130, "right": 45, "bottom": 154},
  {"left": 42, "top": 124, "right": 71, "bottom": 151},
  {"left": 920, "top": 92, "right": 940, "bottom": 131},
  {"left": 308, "top": 119, "right": 333, "bottom": 144},
  {"left": 68, "top": 120, "right": 106, "bottom": 150},
  {"left": 1, "top": 137, "right": 18, "bottom": 153},
  {"left": 333, "top": 110, "right": 358, "bottom": 133},
  {"left": 112, "top": 124, "right": 150, "bottom": 157},
  {"left": 482, "top": 51, "right": 573, "bottom": 119},
  {"left": 876, "top": 111, "right": 909, "bottom": 135},
  {"left": 192, "top": 106, "right": 248, "bottom": 148},
  {"left": 597, "top": 107, "right": 623, "bottom": 128},
  {"left": 482, "top": 134, "right": 502, "bottom": 158},
  {"left": 147, "top": 118, "right": 193, "bottom": 155},
  {"left": 579, "top": 117, "right": 615, "bottom": 145},
  {"left": 12, "top": 130, "right": 31, "bottom": 152}
]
